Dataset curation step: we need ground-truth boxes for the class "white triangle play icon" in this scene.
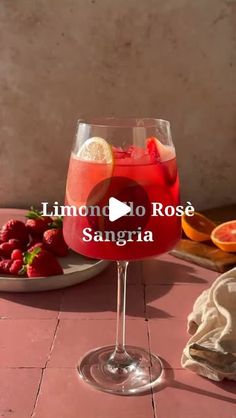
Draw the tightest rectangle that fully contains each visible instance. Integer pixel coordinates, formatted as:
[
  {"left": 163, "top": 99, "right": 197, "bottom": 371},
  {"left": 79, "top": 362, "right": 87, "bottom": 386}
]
[{"left": 108, "top": 197, "right": 131, "bottom": 222}]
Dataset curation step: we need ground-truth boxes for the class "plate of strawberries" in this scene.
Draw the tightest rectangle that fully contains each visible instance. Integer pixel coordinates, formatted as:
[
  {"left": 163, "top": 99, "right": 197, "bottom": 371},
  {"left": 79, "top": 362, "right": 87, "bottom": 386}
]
[{"left": 0, "top": 208, "right": 109, "bottom": 292}]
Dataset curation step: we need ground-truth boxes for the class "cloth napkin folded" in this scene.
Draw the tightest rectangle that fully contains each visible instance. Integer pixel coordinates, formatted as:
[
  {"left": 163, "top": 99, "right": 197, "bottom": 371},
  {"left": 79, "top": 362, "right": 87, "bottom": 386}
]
[{"left": 182, "top": 267, "right": 236, "bottom": 381}]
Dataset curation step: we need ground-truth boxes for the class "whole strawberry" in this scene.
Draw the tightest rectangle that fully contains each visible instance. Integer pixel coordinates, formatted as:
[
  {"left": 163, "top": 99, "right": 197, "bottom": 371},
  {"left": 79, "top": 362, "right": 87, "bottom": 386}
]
[
  {"left": 28, "top": 242, "right": 45, "bottom": 253},
  {"left": 24, "top": 248, "right": 63, "bottom": 278},
  {"left": 0, "top": 239, "right": 24, "bottom": 258},
  {"left": 11, "top": 249, "right": 23, "bottom": 261},
  {"left": 0, "top": 259, "right": 13, "bottom": 275},
  {"left": 0, "top": 220, "right": 28, "bottom": 244},
  {"left": 43, "top": 228, "right": 68, "bottom": 257},
  {"left": 0, "top": 242, "right": 13, "bottom": 258},
  {"left": 10, "top": 259, "right": 23, "bottom": 275},
  {"left": 25, "top": 208, "right": 53, "bottom": 237},
  {"left": 8, "top": 239, "right": 25, "bottom": 250}
]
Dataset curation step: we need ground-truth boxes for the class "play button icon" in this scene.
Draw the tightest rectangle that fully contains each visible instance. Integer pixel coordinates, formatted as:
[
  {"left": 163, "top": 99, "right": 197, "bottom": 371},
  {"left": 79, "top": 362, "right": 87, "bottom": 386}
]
[
  {"left": 108, "top": 197, "right": 131, "bottom": 222},
  {"left": 86, "top": 176, "right": 152, "bottom": 233}
]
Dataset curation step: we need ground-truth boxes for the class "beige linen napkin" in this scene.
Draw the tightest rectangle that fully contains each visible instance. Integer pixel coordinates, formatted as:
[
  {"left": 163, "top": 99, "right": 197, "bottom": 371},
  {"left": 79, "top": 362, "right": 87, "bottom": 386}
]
[{"left": 182, "top": 267, "right": 236, "bottom": 381}]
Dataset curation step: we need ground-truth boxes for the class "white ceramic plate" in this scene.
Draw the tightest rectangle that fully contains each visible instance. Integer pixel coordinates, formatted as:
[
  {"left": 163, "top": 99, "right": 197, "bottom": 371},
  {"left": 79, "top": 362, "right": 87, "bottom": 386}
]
[{"left": 0, "top": 209, "right": 109, "bottom": 292}]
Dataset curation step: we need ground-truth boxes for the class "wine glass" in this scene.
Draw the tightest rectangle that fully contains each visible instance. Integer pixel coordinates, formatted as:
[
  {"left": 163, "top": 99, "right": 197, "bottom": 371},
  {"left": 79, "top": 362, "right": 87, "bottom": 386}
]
[{"left": 63, "top": 117, "right": 181, "bottom": 394}]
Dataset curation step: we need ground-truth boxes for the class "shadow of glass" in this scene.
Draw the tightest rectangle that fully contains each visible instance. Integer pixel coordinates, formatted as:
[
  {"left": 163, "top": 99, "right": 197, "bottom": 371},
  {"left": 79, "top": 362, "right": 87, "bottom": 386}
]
[
  {"left": 0, "top": 281, "right": 173, "bottom": 318},
  {"left": 142, "top": 258, "right": 207, "bottom": 285},
  {"left": 152, "top": 359, "right": 236, "bottom": 404},
  {"left": 0, "top": 258, "right": 207, "bottom": 319},
  {"left": 0, "top": 289, "right": 64, "bottom": 313},
  {"left": 172, "top": 377, "right": 236, "bottom": 404}
]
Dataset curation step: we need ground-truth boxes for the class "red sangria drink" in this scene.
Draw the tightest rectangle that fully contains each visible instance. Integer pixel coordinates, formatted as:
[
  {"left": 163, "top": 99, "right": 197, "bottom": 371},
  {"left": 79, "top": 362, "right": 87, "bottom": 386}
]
[{"left": 63, "top": 118, "right": 181, "bottom": 395}]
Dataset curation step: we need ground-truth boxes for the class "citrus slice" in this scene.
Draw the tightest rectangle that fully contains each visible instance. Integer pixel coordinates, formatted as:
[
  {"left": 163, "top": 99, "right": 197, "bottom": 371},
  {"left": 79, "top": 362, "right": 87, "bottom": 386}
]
[
  {"left": 182, "top": 212, "right": 216, "bottom": 242},
  {"left": 146, "top": 137, "right": 176, "bottom": 162},
  {"left": 78, "top": 137, "right": 113, "bottom": 163},
  {"left": 66, "top": 137, "right": 114, "bottom": 207},
  {"left": 211, "top": 220, "right": 236, "bottom": 252}
]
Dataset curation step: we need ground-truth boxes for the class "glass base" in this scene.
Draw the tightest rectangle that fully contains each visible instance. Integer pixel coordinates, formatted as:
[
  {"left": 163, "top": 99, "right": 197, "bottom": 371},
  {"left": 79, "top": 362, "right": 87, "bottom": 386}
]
[{"left": 78, "top": 345, "right": 164, "bottom": 395}]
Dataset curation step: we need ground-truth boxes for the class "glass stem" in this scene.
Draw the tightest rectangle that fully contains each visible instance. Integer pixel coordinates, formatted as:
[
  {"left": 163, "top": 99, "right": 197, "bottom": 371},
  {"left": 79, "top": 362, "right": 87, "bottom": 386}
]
[
  {"left": 115, "top": 260, "right": 128, "bottom": 354},
  {"left": 108, "top": 261, "right": 132, "bottom": 370}
]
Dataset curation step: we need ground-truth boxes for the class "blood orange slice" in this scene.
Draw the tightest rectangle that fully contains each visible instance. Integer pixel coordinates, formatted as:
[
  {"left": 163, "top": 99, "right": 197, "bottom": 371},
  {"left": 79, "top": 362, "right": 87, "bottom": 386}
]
[
  {"left": 211, "top": 220, "right": 236, "bottom": 252},
  {"left": 182, "top": 212, "right": 216, "bottom": 242},
  {"left": 146, "top": 137, "right": 176, "bottom": 162}
]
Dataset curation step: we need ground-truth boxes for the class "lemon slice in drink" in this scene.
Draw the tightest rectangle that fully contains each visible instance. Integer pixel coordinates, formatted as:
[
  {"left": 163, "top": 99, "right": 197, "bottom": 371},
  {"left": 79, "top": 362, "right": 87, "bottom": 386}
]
[
  {"left": 66, "top": 137, "right": 114, "bottom": 208},
  {"left": 78, "top": 137, "right": 113, "bottom": 163}
]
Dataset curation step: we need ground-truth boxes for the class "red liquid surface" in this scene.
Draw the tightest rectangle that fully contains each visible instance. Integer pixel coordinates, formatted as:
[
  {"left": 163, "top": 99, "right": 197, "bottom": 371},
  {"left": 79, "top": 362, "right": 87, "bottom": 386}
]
[{"left": 63, "top": 148, "right": 181, "bottom": 261}]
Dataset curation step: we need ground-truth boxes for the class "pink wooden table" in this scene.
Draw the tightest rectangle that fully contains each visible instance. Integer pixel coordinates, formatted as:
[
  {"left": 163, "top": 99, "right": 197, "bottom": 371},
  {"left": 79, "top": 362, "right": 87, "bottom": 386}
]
[{"left": 0, "top": 254, "right": 235, "bottom": 418}]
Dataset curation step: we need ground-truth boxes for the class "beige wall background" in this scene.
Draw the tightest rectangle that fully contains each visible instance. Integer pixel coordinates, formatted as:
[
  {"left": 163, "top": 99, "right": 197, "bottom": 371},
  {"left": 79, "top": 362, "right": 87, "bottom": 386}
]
[{"left": 0, "top": 0, "right": 235, "bottom": 210}]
